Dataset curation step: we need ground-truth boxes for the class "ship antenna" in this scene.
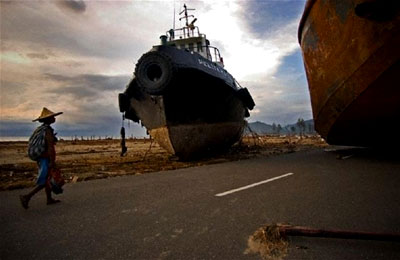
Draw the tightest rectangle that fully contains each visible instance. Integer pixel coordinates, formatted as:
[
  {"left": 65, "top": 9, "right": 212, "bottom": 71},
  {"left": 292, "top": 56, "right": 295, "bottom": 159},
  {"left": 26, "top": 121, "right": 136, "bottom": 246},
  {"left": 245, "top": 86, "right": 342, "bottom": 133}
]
[{"left": 173, "top": 0, "right": 176, "bottom": 30}]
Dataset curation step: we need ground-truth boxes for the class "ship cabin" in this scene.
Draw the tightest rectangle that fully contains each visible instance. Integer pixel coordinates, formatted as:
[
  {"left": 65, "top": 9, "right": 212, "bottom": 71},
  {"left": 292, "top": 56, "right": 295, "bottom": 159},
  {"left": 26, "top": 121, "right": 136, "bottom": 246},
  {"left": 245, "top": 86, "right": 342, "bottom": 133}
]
[{"left": 159, "top": 22, "right": 224, "bottom": 68}]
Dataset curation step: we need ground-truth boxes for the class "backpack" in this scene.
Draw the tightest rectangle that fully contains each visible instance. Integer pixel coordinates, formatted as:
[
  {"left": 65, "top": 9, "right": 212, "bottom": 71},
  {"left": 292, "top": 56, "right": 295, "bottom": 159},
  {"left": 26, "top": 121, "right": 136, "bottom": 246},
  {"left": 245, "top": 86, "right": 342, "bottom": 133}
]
[{"left": 28, "top": 125, "right": 49, "bottom": 161}]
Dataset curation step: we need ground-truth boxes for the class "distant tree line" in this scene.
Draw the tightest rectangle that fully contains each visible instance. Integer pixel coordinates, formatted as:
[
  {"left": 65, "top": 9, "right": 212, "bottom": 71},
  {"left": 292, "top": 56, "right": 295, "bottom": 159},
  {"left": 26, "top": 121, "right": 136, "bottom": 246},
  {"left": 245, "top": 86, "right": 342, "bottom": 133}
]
[{"left": 250, "top": 118, "right": 316, "bottom": 136}]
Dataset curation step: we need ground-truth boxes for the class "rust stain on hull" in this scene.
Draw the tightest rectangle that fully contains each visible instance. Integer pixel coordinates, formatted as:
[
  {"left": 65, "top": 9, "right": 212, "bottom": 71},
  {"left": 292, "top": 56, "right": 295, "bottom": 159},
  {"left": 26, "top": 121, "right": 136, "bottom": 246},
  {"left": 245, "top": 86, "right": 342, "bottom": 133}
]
[
  {"left": 149, "top": 127, "right": 175, "bottom": 154},
  {"left": 299, "top": 0, "right": 400, "bottom": 146},
  {"left": 149, "top": 121, "right": 245, "bottom": 159}
]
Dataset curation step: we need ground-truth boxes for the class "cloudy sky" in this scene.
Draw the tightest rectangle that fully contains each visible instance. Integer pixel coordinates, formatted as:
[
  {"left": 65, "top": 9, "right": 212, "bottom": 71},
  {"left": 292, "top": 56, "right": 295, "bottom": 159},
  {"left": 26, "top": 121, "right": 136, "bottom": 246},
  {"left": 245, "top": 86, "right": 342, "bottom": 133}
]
[{"left": 0, "top": 0, "right": 310, "bottom": 138}]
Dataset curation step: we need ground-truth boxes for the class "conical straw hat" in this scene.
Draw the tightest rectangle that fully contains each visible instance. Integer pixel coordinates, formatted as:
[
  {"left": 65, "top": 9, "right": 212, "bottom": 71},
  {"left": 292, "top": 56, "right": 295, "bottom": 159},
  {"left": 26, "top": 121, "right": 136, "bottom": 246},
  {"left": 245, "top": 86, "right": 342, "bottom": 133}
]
[{"left": 33, "top": 107, "right": 63, "bottom": 122}]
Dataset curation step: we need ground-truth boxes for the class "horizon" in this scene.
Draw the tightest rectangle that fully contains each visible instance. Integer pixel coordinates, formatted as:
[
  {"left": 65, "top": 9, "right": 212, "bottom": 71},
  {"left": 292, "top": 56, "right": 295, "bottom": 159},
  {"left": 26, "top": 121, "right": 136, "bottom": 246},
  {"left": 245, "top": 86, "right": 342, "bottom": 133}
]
[{"left": 0, "top": 117, "right": 314, "bottom": 141}]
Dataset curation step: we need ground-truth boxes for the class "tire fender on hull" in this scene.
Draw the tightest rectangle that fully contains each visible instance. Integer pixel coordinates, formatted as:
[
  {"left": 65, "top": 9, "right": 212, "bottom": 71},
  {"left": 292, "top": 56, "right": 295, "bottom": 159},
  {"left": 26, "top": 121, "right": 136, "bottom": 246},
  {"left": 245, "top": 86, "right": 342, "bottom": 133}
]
[
  {"left": 135, "top": 51, "right": 175, "bottom": 95},
  {"left": 236, "top": 88, "right": 255, "bottom": 110}
]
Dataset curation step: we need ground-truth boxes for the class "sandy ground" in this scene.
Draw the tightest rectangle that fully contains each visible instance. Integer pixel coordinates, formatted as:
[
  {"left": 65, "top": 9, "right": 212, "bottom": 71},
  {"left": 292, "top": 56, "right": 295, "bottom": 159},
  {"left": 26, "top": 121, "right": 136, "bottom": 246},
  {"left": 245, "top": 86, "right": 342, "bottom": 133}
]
[{"left": 0, "top": 135, "right": 327, "bottom": 190}]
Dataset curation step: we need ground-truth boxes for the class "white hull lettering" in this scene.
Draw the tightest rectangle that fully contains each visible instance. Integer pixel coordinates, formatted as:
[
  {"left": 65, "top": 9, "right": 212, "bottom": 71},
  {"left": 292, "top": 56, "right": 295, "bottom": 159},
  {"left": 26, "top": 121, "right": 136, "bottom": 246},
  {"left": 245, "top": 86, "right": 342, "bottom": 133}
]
[{"left": 198, "top": 58, "right": 227, "bottom": 76}]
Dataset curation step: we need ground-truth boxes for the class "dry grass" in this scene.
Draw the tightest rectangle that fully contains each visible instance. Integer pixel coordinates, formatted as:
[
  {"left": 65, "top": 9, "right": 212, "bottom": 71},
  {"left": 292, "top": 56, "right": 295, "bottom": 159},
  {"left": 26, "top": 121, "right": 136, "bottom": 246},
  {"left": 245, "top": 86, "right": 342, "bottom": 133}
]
[
  {"left": 245, "top": 224, "right": 289, "bottom": 260},
  {"left": 0, "top": 135, "right": 327, "bottom": 191}
]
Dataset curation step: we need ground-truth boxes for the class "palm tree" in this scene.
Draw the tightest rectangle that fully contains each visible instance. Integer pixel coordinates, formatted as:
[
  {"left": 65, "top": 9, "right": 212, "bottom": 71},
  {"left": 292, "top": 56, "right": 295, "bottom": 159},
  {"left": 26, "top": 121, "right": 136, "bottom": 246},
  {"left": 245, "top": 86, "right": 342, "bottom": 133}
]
[
  {"left": 290, "top": 126, "right": 296, "bottom": 135},
  {"left": 277, "top": 124, "right": 282, "bottom": 135},
  {"left": 297, "top": 118, "right": 306, "bottom": 137}
]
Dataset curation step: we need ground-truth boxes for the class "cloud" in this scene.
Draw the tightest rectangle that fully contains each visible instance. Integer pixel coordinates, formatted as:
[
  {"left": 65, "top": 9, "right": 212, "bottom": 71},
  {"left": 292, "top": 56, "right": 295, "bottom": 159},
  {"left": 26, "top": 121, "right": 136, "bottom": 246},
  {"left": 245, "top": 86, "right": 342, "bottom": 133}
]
[
  {"left": 193, "top": 1, "right": 303, "bottom": 81},
  {"left": 26, "top": 53, "right": 50, "bottom": 60},
  {"left": 1, "top": 1, "right": 157, "bottom": 60},
  {"left": 45, "top": 73, "right": 130, "bottom": 98},
  {"left": 56, "top": 0, "right": 87, "bottom": 13},
  {"left": 39, "top": 74, "right": 131, "bottom": 126},
  {"left": 0, "top": 80, "right": 29, "bottom": 108},
  {"left": 242, "top": 0, "right": 306, "bottom": 39},
  {"left": 0, "top": 119, "right": 36, "bottom": 137},
  {"left": 245, "top": 50, "right": 312, "bottom": 125}
]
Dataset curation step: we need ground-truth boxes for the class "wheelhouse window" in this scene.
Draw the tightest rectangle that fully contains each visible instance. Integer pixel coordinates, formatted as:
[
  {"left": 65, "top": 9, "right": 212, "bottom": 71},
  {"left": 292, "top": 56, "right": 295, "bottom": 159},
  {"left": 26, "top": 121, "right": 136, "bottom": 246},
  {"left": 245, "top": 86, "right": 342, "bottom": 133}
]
[{"left": 197, "top": 42, "right": 203, "bottom": 52}]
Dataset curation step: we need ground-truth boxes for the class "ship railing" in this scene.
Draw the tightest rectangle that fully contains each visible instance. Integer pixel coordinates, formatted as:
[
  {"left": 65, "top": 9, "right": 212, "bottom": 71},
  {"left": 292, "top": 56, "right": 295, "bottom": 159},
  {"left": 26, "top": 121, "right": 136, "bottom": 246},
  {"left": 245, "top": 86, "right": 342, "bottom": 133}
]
[
  {"left": 182, "top": 44, "right": 224, "bottom": 66},
  {"left": 167, "top": 26, "right": 205, "bottom": 40},
  {"left": 205, "top": 46, "right": 224, "bottom": 65}
]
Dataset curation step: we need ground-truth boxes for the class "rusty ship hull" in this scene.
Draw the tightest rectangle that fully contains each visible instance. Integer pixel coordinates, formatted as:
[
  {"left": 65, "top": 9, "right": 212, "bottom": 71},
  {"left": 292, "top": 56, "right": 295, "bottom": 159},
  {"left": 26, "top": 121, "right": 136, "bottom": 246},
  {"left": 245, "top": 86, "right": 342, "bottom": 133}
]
[
  {"left": 298, "top": 0, "right": 400, "bottom": 147},
  {"left": 119, "top": 46, "right": 254, "bottom": 159}
]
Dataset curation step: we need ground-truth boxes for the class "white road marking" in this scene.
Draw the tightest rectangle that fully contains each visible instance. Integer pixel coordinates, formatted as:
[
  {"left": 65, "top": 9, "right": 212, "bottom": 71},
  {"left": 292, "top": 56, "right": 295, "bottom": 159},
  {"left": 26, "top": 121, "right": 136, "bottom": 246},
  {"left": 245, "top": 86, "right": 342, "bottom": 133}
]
[{"left": 215, "top": 172, "right": 294, "bottom": 197}]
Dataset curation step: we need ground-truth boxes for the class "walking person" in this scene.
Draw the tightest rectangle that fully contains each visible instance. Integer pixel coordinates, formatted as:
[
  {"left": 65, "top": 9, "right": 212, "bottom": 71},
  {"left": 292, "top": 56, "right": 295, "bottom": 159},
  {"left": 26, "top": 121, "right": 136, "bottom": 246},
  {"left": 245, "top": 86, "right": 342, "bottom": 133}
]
[{"left": 20, "top": 107, "right": 63, "bottom": 209}]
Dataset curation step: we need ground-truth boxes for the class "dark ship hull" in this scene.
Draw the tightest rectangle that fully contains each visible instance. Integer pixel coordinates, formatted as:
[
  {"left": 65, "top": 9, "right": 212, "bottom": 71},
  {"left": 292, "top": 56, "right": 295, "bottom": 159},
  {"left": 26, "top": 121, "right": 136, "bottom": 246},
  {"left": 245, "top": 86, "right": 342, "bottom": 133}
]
[
  {"left": 298, "top": 0, "right": 400, "bottom": 147},
  {"left": 119, "top": 46, "right": 254, "bottom": 159}
]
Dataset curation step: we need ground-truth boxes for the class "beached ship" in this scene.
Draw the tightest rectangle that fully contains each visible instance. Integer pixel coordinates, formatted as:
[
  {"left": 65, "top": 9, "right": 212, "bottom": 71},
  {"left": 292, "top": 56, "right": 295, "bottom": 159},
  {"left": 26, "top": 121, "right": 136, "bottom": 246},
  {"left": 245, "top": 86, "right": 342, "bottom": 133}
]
[
  {"left": 119, "top": 4, "right": 255, "bottom": 159},
  {"left": 298, "top": 0, "right": 400, "bottom": 147}
]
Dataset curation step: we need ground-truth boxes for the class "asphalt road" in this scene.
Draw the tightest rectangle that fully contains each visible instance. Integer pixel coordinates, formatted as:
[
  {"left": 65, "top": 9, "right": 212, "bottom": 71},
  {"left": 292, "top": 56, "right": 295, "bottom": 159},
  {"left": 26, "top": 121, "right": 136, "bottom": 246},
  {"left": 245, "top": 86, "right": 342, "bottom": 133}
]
[{"left": 1, "top": 148, "right": 400, "bottom": 259}]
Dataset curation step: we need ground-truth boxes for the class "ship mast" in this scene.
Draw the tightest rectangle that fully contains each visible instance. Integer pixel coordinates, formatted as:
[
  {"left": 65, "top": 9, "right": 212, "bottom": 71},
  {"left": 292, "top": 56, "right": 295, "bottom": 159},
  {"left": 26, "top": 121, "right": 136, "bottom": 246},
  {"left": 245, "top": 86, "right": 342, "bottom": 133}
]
[{"left": 179, "top": 4, "right": 196, "bottom": 37}]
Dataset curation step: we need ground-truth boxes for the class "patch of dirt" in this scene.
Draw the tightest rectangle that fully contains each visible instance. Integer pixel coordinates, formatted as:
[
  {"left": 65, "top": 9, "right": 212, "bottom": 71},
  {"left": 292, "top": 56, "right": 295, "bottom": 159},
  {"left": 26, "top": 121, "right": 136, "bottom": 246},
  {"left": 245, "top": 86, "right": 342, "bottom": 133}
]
[{"left": 0, "top": 135, "right": 327, "bottom": 191}]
